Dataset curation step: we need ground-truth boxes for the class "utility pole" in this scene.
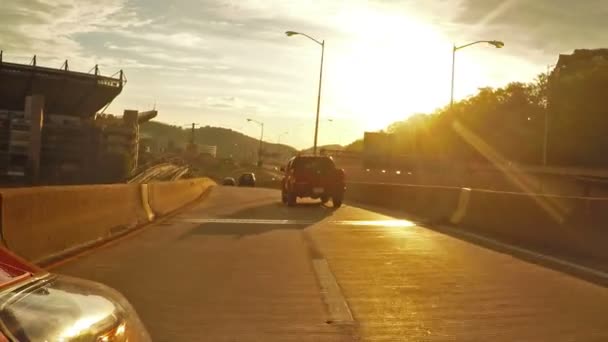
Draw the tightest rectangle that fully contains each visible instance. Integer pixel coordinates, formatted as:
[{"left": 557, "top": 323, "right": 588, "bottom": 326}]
[
  {"left": 190, "top": 123, "right": 197, "bottom": 145},
  {"left": 182, "top": 123, "right": 200, "bottom": 155}
]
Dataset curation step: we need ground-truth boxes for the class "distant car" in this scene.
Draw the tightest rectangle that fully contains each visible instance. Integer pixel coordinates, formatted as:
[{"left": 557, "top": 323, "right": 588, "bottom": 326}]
[
  {"left": 0, "top": 246, "right": 151, "bottom": 341},
  {"left": 238, "top": 172, "right": 256, "bottom": 187},
  {"left": 222, "top": 177, "right": 237, "bottom": 186},
  {"left": 280, "top": 155, "right": 345, "bottom": 208}
]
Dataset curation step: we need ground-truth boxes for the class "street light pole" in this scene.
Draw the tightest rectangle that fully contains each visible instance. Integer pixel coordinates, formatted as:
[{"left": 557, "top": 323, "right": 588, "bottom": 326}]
[
  {"left": 450, "top": 44, "right": 456, "bottom": 109},
  {"left": 277, "top": 131, "right": 289, "bottom": 157},
  {"left": 450, "top": 40, "right": 504, "bottom": 110},
  {"left": 247, "top": 118, "right": 264, "bottom": 166},
  {"left": 313, "top": 40, "right": 325, "bottom": 156},
  {"left": 278, "top": 131, "right": 288, "bottom": 145},
  {"left": 260, "top": 123, "right": 264, "bottom": 164},
  {"left": 321, "top": 118, "right": 335, "bottom": 146},
  {"left": 286, "top": 30, "right": 325, "bottom": 155}
]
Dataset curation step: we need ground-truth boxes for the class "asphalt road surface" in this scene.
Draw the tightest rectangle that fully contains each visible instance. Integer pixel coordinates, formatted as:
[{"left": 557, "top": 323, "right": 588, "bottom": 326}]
[{"left": 56, "top": 186, "right": 608, "bottom": 341}]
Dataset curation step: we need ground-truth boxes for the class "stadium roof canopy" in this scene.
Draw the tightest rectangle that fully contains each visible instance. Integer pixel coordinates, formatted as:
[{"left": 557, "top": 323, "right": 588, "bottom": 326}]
[{"left": 0, "top": 53, "right": 124, "bottom": 118}]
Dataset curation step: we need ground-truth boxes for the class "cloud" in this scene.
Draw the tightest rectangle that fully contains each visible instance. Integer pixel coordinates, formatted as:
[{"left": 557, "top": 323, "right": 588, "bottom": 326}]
[
  {"left": 114, "top": 30, "right": 207, "bottom": 49},
  {"left": 104, "top": 43, "right": 218, "bottom": 66},
  {"left": 453, "top": 0, "right": 608, "bottom": 52},
  {"left": 2, "top": 0, "right": 606, "bottom": 149},
  {"left": 0, "top": 0, "right": 147, "bottom": 68}
]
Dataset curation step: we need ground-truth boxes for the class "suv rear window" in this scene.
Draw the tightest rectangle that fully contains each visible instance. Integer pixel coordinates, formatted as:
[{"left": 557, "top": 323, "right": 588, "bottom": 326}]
[{"left": 293, "top": 157, "right": 335, "bottom": 171}]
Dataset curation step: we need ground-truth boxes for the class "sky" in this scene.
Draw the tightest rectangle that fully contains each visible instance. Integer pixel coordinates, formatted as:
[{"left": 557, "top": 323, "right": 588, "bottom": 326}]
[{"left": 1, "top": 0, "right": 607, "bottom": 148}]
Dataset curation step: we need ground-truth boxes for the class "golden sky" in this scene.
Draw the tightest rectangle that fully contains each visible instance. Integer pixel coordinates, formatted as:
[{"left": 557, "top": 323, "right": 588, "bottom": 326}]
[{"left": 1, "top": 0, "right": 606, "bottom": 148}]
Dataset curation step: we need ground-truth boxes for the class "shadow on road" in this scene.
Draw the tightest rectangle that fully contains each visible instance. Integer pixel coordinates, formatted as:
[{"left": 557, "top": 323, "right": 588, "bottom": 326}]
[{"left": 179, "top": 200, "right": 335, "bottom": 239}]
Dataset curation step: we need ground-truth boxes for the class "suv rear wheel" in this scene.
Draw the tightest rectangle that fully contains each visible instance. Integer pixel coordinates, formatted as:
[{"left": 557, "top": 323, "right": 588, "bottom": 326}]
[
  {"left": 333, "top": 194, "right": 343, "bottom": 208},
  {"left": 287, "top": 192, "right": 297, "bottom": 207}
]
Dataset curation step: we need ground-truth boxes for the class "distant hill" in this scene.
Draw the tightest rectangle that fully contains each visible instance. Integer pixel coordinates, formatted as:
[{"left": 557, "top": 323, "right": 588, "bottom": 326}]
[
  {"left": 140, "top": 121, "right": 297, "bottom": 163},
  {"left": 300, "top": 144, "right": 345, "bottom": 154}
]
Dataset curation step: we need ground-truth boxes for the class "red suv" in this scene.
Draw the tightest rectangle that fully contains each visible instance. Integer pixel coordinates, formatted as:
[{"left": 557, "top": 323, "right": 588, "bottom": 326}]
[{"left": 280, "top": 155, "right": 345, "bottom": 207}]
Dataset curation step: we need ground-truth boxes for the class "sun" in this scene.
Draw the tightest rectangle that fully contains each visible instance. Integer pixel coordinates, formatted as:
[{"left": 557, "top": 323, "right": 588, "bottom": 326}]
[{"left": 326, "top": 7, "right": 454, "bottom": 131}]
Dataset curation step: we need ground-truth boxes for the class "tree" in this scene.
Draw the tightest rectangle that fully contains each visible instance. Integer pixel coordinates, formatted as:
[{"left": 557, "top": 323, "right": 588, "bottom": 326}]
[{"left": 360, "top": 75, "right": 551, "bottom": 165}]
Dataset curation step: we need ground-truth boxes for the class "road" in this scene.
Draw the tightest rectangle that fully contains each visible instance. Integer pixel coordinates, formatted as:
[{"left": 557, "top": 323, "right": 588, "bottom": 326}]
[{"left": 55, "top": 187, "right": 608, "bottom": 341}]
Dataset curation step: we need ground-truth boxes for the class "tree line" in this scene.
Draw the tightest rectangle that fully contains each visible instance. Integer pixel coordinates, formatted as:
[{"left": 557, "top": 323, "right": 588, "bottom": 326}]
[{"left": 347, "top": 51, "right": 608, "bottom": 168}]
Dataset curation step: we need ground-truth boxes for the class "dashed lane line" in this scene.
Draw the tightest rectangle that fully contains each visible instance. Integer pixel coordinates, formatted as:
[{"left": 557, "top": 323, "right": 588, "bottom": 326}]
[{"left": 312, "top": 259, "right": 355, "bottom": 324}]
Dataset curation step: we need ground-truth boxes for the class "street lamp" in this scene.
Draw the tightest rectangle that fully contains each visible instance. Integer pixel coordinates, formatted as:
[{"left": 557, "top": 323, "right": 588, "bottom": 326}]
[
  {"left": 247, "top": 118, "right": 264, "bottom": 166},
  {"left": 285, "top": 30, "right": 325, "bottom": 156},
  {"left": 276, "top": 131, "right": 289, "bottom": 157},
  {"left": 277, "top": 131, "right": 289, "bottom": 145},
  {"left": 322, "top": 118, "right": 337, "bottom": 145},
  {"left": 450, "top": 40, "right": 504, "bottom": 109}
]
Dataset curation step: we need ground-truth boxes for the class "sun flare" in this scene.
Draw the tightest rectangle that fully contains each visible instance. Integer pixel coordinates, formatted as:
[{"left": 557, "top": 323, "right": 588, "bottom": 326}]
[{"left": 327, "top": 7, "right": 454, "bottom": 131}]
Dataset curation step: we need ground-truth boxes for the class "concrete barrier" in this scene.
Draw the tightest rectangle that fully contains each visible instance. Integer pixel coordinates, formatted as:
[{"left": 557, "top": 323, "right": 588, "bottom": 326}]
[
  {"left": 460, "top": 191, "right": 575, "bottom": 252},
  {"left": 460, "top": 190, "right": 608, "bottom": 260},
  {"left": 147, "top": 178, "right": 215, "bottom": 216},
  {"left": 347, "top": 181, "right": 608, "bottom": 263},
  {"left": 571, "top": 198, "right": 608, "bottom": 259},
  {"left": 0, "top": 178, "right": 215, "bottom": 263},
  {"left": 0, "top": 184, "right": 149, "bottom": 263},
  {"left": 346, "top": 182, "right": 461, "bottom": 222}
]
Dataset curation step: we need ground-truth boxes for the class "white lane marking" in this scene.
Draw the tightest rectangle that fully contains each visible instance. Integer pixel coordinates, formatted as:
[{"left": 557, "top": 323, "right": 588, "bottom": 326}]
[
  {"left": 333, "top": 219, "right": 415, "bottom": 227},
  {"left": 178, "top": 218, "right": 417, "bottom": 227},
  {"left": 179, "top": 218, "right": 315, "bottom": 225},
  {"left": 439, "top": 225, "right": 608, "bottom": 280},
  {"left": 312, "top": 259, "right": 354, "bottom": 324}
]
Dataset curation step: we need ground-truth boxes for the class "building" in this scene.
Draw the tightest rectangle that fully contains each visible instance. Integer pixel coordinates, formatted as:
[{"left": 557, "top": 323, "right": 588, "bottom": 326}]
[
  {"left": 0, "top": 52, "right": 156, "bottom": 184},
  {"left": 547, "top": 49, "right": 608, "bottom": 166},
  {"left": 199, "top": 145, "right": 217, "bottom": 158}
]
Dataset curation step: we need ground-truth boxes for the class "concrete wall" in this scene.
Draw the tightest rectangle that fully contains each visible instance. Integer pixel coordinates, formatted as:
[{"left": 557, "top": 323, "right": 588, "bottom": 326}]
[
  {"left": 148, "top": 178, "right": 214, "bottom": 216},
  {"left": 0, "top": 178, "right": 214, "bottom": 263},
  {"left": 346, "top": 182, "right": 461, "bottom": 222},
  {"left": 346, "top": 182, "right": 608, "bottom": 263},
  {"left": 342, "top": 165, "right": 608, "bottom": 197}
]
